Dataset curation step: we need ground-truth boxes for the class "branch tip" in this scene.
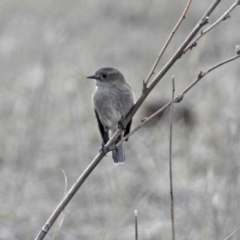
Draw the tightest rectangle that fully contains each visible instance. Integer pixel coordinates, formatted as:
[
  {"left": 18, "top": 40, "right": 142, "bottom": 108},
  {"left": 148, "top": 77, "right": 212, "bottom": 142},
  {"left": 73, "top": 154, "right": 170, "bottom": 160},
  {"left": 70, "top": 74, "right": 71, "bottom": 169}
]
[
  {"left": 135, "top": 210, "right": 138, "bottom": 216},
  {"left": 172, "top": 76, "right": 175, "bottom": 92},
  {"left": 236, "top": 45, "right": 240, "bottom": 55}
]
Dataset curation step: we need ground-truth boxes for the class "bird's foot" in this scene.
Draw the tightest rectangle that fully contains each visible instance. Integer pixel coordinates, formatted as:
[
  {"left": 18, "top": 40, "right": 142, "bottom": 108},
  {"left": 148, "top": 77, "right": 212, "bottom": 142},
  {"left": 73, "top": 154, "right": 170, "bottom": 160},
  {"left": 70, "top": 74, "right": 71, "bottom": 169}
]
[
  {"left": 118, "top": 120, "right": 126, "bottom": 131},
  {"left": 99, "top": 143, "right": 115, "bottom": 156},
  {"left": 99, "top": 143, "right": 116, "bottom": 156},
  {"left": 99, "top": 143, "right": 108, "bottom": 156}
]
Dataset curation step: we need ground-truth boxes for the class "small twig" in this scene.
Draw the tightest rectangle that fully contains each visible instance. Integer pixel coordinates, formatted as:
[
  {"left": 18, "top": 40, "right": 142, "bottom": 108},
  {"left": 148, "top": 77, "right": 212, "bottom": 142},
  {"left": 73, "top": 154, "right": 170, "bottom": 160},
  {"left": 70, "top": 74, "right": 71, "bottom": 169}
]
[
  {"left": 169, "top": 76, "right": 175, "bottom": 240},
  {"left": 224, "top": 227, "right": 240, "bottom": 240},
  {"left": 144, "top": 0, "right": 192, "bottom": 87},
  {"left": 116, "top": 53, "right": 240, "bottom": 145},
  {"left": 135, "top": 210, "right": 138, "bottom": 240},
  {"left": 184, "top": 0, "right": 240, "bottom": 53}
]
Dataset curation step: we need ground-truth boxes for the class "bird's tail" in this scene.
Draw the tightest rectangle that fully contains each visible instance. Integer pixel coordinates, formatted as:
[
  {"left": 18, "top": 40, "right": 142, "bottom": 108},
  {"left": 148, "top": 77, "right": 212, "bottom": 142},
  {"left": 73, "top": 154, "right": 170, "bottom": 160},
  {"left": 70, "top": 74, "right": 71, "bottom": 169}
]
[{"left": 112, "top": 143, "right": 125, "bottom": 164}]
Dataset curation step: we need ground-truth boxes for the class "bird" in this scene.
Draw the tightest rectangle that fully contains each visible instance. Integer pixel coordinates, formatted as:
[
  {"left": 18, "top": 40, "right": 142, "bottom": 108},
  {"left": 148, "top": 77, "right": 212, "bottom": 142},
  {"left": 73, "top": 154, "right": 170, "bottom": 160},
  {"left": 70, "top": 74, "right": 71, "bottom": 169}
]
[{"left": 87, "top": 68, "right": 135, "bottom": 164}]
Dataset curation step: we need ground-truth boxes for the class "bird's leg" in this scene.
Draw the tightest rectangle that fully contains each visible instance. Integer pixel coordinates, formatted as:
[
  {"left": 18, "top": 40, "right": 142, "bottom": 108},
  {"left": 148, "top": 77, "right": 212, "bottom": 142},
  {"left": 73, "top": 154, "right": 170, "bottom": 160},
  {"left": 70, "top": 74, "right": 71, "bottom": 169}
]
[
  {"left": 100, "top": 142, "right": 117, "bottom": 156},
  {"left": 99, "top": 127, "right": 109, "bottom": 156},
  {"left": 99, "top": 142, "right": 108, "bottom": 156}
]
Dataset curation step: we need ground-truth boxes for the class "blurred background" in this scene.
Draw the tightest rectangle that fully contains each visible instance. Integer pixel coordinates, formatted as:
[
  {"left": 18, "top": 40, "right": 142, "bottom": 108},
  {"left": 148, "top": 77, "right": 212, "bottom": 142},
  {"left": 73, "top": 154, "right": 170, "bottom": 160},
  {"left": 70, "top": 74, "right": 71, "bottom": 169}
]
[{"left": 0, "top": 0, "right": 240, "bottom": 239}]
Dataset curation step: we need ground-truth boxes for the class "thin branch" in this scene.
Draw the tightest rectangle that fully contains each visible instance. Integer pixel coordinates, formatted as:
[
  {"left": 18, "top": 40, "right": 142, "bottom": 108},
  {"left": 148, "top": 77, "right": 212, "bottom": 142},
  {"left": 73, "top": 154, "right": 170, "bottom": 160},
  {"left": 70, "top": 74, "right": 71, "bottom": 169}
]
[
  {"left": 144, "top": 0, "right": 192, "bottom": 87},
  {"left": 169, "top": 76, "right": 175, "bottom": 240},
  {"left": 117, "top": 53, "right": 240, "bottom": 145},
  {"left": 184, "top": 0, "right": 240, "bottom": 53},
  {"left": 224, "top": 227, "right": 240, "bottom": 240}
]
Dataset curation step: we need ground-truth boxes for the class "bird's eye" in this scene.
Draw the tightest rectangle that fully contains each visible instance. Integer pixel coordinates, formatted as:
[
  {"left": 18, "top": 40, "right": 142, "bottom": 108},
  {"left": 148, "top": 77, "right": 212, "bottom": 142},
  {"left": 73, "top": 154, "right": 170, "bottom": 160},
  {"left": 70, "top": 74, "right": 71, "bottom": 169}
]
[{"left": 102, "top": 74, "right": 107, "bottom": 78}]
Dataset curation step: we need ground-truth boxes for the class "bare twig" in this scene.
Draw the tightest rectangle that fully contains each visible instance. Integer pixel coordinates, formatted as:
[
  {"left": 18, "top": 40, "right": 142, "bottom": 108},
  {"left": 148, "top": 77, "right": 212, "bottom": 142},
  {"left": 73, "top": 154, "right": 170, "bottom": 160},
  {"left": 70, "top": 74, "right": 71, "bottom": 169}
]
[
  {"left": 169, "top": 76, "right": 175, "bottom": 240},
  {"left": 135, "top": 210, "right": 138, "bottom": 240},
  {"left": 117, "top": 53, "right": 240, "bottom": 144},
  {"left": 184, "top": 0, "right": 240, "bottom": 53},
  {"left": 144, "top": 0, "right": 192, "bottom": 87},
  {"left": 224, "top": 227, "right": 240, "bottom": 240}
]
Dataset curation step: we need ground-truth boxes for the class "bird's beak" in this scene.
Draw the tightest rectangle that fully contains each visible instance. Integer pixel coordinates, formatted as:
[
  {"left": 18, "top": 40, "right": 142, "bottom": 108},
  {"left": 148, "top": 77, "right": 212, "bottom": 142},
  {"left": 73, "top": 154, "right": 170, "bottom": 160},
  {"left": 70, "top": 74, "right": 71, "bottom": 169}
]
[{"left": 87, "top": 75, "right": 97, "bottom": 79}]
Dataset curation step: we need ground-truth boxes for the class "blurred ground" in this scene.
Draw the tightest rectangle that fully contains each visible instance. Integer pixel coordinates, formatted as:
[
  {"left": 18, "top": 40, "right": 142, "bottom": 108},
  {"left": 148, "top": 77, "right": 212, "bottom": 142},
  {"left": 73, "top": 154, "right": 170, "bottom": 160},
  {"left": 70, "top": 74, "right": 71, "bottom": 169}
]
[{"left": 0, "top": 0, "right": 240, "bottom": 239}]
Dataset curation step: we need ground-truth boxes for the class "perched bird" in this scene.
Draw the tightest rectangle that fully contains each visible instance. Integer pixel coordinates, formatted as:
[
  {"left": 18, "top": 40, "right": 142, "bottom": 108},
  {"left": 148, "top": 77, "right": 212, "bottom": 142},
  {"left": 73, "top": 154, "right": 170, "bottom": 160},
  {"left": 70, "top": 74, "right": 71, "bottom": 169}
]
[{"left": 87, "top": 68, "right": 135, "bottom": 164}]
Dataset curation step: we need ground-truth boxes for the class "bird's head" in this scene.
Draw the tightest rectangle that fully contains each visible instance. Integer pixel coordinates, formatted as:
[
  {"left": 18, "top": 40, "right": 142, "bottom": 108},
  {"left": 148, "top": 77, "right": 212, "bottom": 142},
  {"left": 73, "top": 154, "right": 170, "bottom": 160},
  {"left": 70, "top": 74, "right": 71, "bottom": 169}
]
[{"left": 87, "top": 68, "right": 125, "bottom": 86}]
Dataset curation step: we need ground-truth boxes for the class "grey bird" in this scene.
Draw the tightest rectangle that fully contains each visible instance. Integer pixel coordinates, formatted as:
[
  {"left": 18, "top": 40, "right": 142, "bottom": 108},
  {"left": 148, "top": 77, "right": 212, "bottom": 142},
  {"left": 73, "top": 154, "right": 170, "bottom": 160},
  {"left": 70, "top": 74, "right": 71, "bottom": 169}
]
[{"left": 87, "top": 68, "right": 135, "bottom": 164}]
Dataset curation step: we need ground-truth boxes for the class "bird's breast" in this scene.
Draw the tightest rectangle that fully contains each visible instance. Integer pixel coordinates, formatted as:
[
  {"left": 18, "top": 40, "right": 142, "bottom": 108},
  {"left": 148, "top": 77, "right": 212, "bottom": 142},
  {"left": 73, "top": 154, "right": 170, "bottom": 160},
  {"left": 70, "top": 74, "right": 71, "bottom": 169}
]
[{"left": 92, "top": 86, "right": 133, "bottom": 130}]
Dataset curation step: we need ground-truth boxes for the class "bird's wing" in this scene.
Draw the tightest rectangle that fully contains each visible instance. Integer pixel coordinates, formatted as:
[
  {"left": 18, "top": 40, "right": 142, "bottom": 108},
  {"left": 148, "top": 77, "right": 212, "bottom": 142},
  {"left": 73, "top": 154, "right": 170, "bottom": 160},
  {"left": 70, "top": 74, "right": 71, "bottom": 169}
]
[
  {"left": 124, "top": 119, "right": 132, "bottom": 142},
  {"left": 94, "top": 110, "right": 109, "bottom": 144}
]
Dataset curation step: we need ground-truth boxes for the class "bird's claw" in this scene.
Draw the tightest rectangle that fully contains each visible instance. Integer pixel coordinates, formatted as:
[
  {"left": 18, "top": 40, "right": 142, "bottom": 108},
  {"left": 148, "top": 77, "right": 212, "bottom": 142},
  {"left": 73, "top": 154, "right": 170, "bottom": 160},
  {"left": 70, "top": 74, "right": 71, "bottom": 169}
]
[
  {"left": 118, "top": 121, "right": 126, "bottom": 131},
  {"left": 99, "top": 143, "right": 116, "bottom": 157},
  {"left": 99, "top": 143, "right": 108, "bottom": 156}
]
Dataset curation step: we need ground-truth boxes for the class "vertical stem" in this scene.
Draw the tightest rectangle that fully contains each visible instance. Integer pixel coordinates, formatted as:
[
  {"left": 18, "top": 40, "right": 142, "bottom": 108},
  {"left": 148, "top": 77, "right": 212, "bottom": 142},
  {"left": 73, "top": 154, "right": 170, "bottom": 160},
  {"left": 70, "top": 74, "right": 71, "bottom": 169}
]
[
  {"left": 135, "top": 210, "right": 138, "bottom": 240},
  {"left": 169, "top": 76, "right": 175, "bottom": 240}
]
